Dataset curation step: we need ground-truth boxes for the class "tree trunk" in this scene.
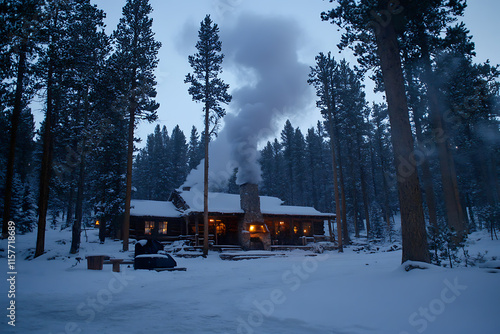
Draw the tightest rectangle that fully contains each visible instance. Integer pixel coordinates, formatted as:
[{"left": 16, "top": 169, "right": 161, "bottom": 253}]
[
  {"left": 203, "top": 101, "right": 210, "bottom": 256},
  {"left": 357, "top": 130, "right": 371, "bottom": 239},
  {"left": 421, "top": 53, "right": 466, "bottom": 247},
  {"left": 375, "top": 114, "right": 393, "bottom": 239},
  {"left": 70, "top": 89, "right": 89, "bottom": 254},
  {"left": 374, "top": 15, "right": 429, "bottom": 263},
  {"left": 65, "top": 184, "right": 75, "bottom": 229},
  {"left": 349, "top": 153, "right": 360, "bottom": 238},
  {"left": 122, "top": 84, "right": 137, "bottom": 252},
  {"left": 35, "top": 48, "right": 55, "bottom": 258},
  {"left": 331, "top": 114, "right": 350, "bottom": 243},
  {"left": 70, "top": 154, "right": 85, "bottom": 254},
  {"left": 327, "top": 115, "right": 343, "bottom": 252},
  {"left": 335, "top": 132, "right": 349, "bottom": 244},
  {"left": 369, "top": 139, "right": 379, "bottom": 199},
  {"left": 406, "top": 68, "right": 439, "bottom": 235},
  {"left": 2, "top": 39, "right": 27, "bottom": 238}
]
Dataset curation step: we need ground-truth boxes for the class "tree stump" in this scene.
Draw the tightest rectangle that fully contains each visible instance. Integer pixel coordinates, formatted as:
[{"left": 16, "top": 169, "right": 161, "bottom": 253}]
[{"left": 86, "top": 255, "right": 106, "bottom": 270}]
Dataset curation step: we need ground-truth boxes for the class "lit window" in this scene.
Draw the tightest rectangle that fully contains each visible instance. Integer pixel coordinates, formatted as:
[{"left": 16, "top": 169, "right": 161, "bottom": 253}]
[
  {"left": 216, "top": 222, "right": 226, "bottom": 234},
  {"left": 145, "top": 221, "right": 154, "bottom": 235},
  {"left": 158, "top": 221, "right": 168, "bottom": 234},
  {"left": 303, "top": 222, "right": 313, "bottom": 236},
  {"left": 249, "top": 224, "right": 267, "bottom": 233}
]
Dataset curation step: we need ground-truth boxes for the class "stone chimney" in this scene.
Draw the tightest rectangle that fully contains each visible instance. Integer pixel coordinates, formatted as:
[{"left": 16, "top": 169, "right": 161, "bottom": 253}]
[
  {"left": 240, "top": 183, "right": 264, "bottom": 223},
  {"left": 239, "top": 183, "right": 270, "bottom": 250}
]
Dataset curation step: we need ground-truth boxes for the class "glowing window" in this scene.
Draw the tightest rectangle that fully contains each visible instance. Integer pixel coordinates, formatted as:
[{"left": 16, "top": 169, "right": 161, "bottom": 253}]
[
  {"left": 303, "top": 222, "right": 313, "bottom": 236},
  {"left": 249, "top": 224, "right": 268, "bottom": 233},
  {"left": 158, "top": 221, "right": 168, "bottom": 234},
  {"left": 145, "top": 221, "right": 155, "bottom": 235},
  {"left": 216, "top": 222, "right": 226, "bottom": 234}
]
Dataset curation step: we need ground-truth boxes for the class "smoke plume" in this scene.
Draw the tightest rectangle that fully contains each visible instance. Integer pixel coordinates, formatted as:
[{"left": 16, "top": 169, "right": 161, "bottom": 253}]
[{"left": 183, "top": 13, "right": 311, "bottom": 190}]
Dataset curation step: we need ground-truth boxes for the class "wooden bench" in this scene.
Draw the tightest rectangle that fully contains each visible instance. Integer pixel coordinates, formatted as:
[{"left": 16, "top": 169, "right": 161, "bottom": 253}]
[
  {"left": 154, "top": 267, "right": 187, "bottom": 272},
  {"left": 103, "top": 259, "right": 134, "bottom": 272},
  {"left": 86, "top": 255, "right": 133, "bottom": 272},
  {"left": 87, "top": 256, "right": 184, "bottom": 272}
]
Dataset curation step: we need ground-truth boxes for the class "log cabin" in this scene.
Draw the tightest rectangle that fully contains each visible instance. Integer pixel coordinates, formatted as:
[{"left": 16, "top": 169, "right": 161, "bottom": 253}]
[{"left": 129, "top": 184, "right": 335, "bottom": 250}]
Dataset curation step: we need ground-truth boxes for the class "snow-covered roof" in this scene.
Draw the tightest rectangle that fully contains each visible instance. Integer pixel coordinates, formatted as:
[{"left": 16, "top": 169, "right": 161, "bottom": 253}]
[
  {"left": 130, "top": 199, "right": 182, "bottom": 218},
  {"left": 178, "top": 190, "right": 334, "bottom": 217}
]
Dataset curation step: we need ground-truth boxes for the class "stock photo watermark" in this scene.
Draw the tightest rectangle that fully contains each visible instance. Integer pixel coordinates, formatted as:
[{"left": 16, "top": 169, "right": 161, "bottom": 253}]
[
  {"left": 386, "top": 91, "right": 482, "bottom": 187},
  {"left": 48, "top": 270, "right": 135, "bottom": 334},
  {"left": 400, "top": 277, "right": 467, "bottom": 334},
  {"left": 226, "top": 253, "right": 330, "bottom": 334},
  {"left": 6, "top": 220, "right": 17, "bottom": 327}
]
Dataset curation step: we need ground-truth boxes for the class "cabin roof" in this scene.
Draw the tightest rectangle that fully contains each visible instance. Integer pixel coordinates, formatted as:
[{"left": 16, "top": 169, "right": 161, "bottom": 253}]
[
  {"left": 175, "top": 190, "right": 335, "bottom": 218},
  {"left": 130, "top": 199, "right": 182, "bottom": 218}
]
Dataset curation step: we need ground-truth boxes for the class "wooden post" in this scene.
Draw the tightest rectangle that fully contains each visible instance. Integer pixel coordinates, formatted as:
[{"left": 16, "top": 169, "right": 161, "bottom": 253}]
[
  {"left": 110, "top": 259, "right": 123, "bottom": 273},
  {"left": 195, "top": 215, "right": 199, "bottom": 246},
  {"left": 328, "top": 219, "right": 334, "bottom": 242},
  {"left": 184, "top": 216, "right": 189, "bottom": 236}
]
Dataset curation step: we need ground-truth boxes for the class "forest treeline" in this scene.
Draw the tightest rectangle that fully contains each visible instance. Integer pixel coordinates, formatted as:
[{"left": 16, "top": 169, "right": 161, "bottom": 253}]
[{"left": 0, "top": 0, "right": 499, "bottom": 263}]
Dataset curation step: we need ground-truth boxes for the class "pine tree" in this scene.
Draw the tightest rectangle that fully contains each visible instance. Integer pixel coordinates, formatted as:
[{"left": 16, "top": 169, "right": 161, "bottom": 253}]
[
  {"left": 435, "top": 24, "right": 500, "bottom": 238},
  {"left": 65, "top": 0, "right": 109, "bottom": 254},
  {"left": 308, "top": 52, "right": 344, "bottom": 251},
  {"left": 323, "top": 0, "right": 430, "bottom": 263},
  {"left": 188, "top": 126, "right": 202, "bottom": 170},
  {"left": 17, "top": 179, "right": 37, "bottom": 233},
  {"left": 292, "top": 128, "right": 307, "bottom": 206},
  {"left": 113, "top": 0, "right": 161, "bottom": 251},
  {"left": 185, "top": 15, "right": 231, "bottom": 256},
  {"left": 280, "top": 120, "right": 296, "bottom": 205},
  {"left": 403, "top": 1, "right": 468, "bottom": 247},
  {"left": 170, "top": 125, "right": 188, "bottom": 191},
  {"left": 371, "top": 103, "right": 396, "bottom": 239},
  {"left": 1, "top": 0, "right": 40, "bottom": 238},
  {"left": 35, "top": 0, "right": 71, "bottom": 257}
]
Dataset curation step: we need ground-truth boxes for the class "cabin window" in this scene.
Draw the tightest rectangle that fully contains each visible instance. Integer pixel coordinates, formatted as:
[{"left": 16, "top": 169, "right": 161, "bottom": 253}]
[
  {"left": 248, "top": 224, "right": 268, "bottom": 233},
  {"left": 303, "top": 222, "right": 313, "bottom": 236},
  {"left": 216, "top": 221, "right": 225, "bottom": 235},
  {"left": 144, "top": 221, "right": 155, "bottom": 235},
  {"left": 158, "top": 221, "right": 168, "bottom": 234}
]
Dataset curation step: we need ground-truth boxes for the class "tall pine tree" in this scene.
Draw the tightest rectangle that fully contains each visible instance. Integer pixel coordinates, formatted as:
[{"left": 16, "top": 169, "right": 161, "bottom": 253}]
[
  {"left": 185, "top": 15, "right": 231, "bottom": 256},
  {"left": 112, "top": 0, "right": 161, "bottom": 251}
]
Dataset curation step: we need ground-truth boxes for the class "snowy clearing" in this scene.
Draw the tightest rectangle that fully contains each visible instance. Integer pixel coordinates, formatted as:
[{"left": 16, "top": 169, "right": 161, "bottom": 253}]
[{"left": 1, "top": 228, "right": 499, "bottom": 334}]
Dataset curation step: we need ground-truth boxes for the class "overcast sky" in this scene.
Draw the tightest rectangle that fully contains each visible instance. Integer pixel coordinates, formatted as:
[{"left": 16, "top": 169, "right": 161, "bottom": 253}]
[{"left": 87, "top": 0, "right": 500, "bottom": 148}]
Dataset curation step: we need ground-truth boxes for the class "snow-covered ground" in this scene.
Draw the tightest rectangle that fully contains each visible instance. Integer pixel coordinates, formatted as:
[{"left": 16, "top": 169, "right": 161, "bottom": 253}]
[{"left": 1, "top": 227, "right": 499, "bottom": 334}]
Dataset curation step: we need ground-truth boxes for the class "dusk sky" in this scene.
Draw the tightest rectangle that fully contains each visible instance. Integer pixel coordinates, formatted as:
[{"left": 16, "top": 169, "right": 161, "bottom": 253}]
[{"left": 86, "top": 0, "right": 500, "bottom": 148}]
